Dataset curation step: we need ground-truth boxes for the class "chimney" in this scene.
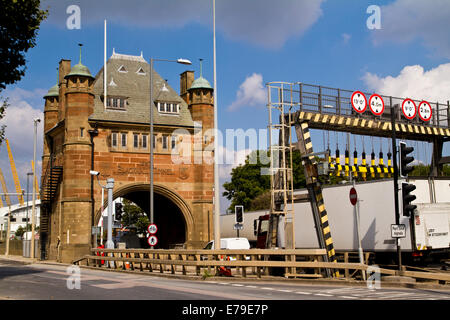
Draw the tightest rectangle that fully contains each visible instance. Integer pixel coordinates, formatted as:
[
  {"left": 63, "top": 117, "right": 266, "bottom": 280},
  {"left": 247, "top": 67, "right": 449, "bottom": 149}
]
[{"left": 180, "top": 70, "right": 194, "bottom": 104}]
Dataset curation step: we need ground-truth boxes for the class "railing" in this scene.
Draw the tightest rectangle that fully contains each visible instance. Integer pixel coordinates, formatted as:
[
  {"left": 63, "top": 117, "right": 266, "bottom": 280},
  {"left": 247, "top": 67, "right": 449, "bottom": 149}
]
[
  {"left": 267, "top": 82, "right": 450, "bottom": 129},
  {"left": 72, "top": 248, "right": 450, "bottom": 283}
]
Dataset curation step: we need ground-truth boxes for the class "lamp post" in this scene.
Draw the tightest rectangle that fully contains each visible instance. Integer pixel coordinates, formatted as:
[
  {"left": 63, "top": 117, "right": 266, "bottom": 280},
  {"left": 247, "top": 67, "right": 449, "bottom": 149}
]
[
  {"left": 26, "top": 172, "right": 33, "bottom": 241},
  {"left": 31, "top": 118, "right": 40, "bottom": 259},
  {"left": 149, "top": 57, "right": 191, "bottom": 226}
]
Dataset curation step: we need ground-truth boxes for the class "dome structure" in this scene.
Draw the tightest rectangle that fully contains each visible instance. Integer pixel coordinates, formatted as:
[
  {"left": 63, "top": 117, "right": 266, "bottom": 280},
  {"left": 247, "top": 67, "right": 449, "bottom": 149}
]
[
  {"left": 65, "top": 44, "right": 95, "bottom": 80},
  {"left": 44, "top": 84, "right": 59, "bottom": 98}
]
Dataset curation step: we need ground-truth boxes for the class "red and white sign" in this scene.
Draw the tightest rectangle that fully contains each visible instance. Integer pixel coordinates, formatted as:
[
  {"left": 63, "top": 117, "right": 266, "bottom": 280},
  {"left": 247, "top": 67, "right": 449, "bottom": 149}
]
[
  {"left": 148, "top": 235, "right": 158, "bottom": 246},
  {"left": 402, "top": 99, "right": 417, "bottom": 120},
  {"left": 351, "top": 91, "right": 367, "bottom": 113},
  {"left": 418, "top": 101, "right": 432, "bottom": 122},
  {"left": 369, "top": 94, "right": 384, "bottom": 116},
  {"left": 147, "top": 223, "right": 158, "bottom": 234},
  {"left": 349, "top": 187, "right": 358, "bottom": 206}
]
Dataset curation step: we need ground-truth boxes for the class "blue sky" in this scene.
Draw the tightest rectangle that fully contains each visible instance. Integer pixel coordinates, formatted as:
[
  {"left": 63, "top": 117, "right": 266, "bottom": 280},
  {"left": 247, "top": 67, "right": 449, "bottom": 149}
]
[{"left": 1, "top": 0, "right": 449, "bottom": 210}]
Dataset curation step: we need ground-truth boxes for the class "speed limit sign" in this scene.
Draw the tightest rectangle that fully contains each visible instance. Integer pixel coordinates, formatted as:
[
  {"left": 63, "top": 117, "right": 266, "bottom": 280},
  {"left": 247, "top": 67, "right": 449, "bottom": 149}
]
[{"left": 148, "top": 235, "right": 158, "bottom": 246}]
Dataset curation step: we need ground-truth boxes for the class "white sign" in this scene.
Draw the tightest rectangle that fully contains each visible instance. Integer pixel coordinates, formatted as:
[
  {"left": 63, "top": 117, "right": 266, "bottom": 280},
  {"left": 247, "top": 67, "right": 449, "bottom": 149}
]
[
  {"left": 418, "top": 101, "right": 432, "bottom": 122},
  {"left": 391, "top": 224, "right": 406, "bottom": 238},
  {"left": 401, "top": 99, "right": 416, "bottom": 120},
  {"left": 233, "top": 223, "right": 243, "bottom": 230},
  {"left": 351, "top": 91, "right": 367, "bottom": 113},
  {"left": 369, "top": 94, "right": 384, "bottom": 116},
  {"left": 147, "top": 224, "right": 158, "bottom": 234},
  {"left": 148, "top": 235, "right": 158, "bottom": 246}
]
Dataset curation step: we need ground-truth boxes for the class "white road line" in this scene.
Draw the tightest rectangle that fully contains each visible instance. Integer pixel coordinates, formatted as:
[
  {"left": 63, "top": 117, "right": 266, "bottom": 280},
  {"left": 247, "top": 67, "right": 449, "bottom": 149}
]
[
  {"left": 245, "top": 285, "right": 258, "bottom": 289},
  {"left": 277, "top": 289, "right": 293, "bottom": 293},
  {"left": 339, "top": 296, "right": 358, "bottom": 299},
  {"left": 295, "top": 291, "right": 312, "bottom": 295},
  {"left": 261, "top": 287, "right": 274, "bottom": 290},
  {"left": 314, "top": 293, "right": 333, "bottom": 297},
  {"left": 231, "top": 284, "right": 244, "bottom": 287}
]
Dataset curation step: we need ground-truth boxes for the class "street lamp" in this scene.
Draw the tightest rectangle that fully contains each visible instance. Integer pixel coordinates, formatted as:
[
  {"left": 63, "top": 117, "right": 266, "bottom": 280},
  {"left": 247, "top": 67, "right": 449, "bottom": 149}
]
[
  {"left": 26, "top": 172, "right": 33, "bottom": 242},
  {"left": 149, "top": 57, "right": 192, "bottom": 227},
  {"left": 31, "top": 117, "right": 40, "bottom": 259},
  {"left": 90, "top": 170, "right": 114, "bottom": 250}
]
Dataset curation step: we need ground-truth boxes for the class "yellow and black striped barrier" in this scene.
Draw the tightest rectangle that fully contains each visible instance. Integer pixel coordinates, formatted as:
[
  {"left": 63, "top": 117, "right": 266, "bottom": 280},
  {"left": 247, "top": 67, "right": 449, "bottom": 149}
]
[{"left": 328, "top": 163, "right": 394, "bottom": 178}]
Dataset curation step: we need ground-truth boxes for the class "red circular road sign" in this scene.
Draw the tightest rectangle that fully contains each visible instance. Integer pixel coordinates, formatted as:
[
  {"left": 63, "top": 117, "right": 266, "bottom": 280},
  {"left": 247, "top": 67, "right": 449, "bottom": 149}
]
[
  {"left": 349, "top": 187, "right": 357, "bottom": 206},
  {"left": 369, "top": 94, "right": 384, "bottom": 116},
  {"left": 418, "top": 101, "right": 432, "bottom": 122},
  {"left": 148, "top": 235, "right": 158, "bottom": 246},
  {"left": 147, "top": 223, "right": 158, "bottom": 234},
  {"left": 351, "top": 91, "right": 367, "bottom": 114},
  {"left": 402, "top": 99, "right": 417, "bottom": 120}
]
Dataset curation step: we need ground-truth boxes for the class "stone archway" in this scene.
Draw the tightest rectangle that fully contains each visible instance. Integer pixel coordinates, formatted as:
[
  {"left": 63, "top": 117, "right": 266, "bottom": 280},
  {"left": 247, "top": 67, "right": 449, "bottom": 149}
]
[{"left": 94, "top": 183, "right": 194, "bottom": 248}]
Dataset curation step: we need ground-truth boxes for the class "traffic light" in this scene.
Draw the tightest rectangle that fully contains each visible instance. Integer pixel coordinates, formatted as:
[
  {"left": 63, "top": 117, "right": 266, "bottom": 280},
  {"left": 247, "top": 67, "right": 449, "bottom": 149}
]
[
  {"left": 235, "top": 205, "right": 244, "bottom": 224},
  {"left": 402, "top": 183, "right": 417, "bottom": 217},
  {"left": 399, "top": 142, "right": 415, "bottom": 177},
  {"left": 115, "top": 203, "right": 123, "bottom": 221}
]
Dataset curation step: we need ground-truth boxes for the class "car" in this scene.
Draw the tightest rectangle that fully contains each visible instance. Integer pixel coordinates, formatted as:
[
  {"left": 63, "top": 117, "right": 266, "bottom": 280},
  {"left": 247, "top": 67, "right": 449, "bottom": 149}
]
[{"left": 202, "top": 238, "right": 251, "bottom": 261}]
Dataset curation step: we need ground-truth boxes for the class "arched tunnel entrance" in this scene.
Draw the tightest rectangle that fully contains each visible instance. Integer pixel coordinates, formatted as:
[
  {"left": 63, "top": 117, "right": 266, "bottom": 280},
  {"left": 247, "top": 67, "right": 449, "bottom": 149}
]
[
  {"left": 96, "top": 184, "right": 192, "bottom": 249},
  {"left": 125, "top": 191, "right": 186, "bottom": 248}
]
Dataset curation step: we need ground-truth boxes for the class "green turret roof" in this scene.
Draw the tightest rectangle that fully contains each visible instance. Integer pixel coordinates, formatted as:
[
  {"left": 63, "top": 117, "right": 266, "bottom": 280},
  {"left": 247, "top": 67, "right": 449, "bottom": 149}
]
[
  {"left": 44, "top": 84, "right": 59, "bottom": 98},
  {"left": 188, "top": 58, "right": 212, "bottom": 90},
  {"left": 65, "top": 44, "right": 95, "bottom": 80},
  {"left": 189, "top": 76, "right": 212, "bottom": 90}
]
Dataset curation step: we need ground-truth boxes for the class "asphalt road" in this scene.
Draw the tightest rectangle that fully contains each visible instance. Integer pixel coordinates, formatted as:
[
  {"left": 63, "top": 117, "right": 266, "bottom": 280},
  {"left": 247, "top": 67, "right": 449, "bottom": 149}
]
[{"left": 1, "top": 259, "right": 449, "bottom": 301}]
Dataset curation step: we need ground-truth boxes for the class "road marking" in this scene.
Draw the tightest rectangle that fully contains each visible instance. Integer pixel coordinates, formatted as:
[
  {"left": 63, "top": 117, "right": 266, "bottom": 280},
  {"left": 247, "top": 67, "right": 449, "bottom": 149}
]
[
  {"left": 295, "top": 291, "right": 312, "bottom": 295},
  {"left": 261, "top": 287, "right": 274, "bottom": 290},
  {"left": 339, "top": 296, "right": 358, "bottom": 299},
  {"left": 314, "top": 293, "right": 333, "bottom": 297},
  {"left": 245, "top": 285, "right": 258, "bottom": 289},
  {"left": 231, "top": 284, "right": 244, "bottom": 287},
  {"left": 277, "top": 289, "right": 293, "bottom": 293}
]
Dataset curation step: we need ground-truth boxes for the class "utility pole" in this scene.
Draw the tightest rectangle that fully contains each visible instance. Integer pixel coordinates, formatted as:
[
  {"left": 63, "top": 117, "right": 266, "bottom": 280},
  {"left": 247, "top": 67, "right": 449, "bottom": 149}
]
[
  {"left": 390, "top": 100, "right": 402, "bottom": 272},
  {"left": 31, "top": 118, "right": 40, "bottom": 259}
]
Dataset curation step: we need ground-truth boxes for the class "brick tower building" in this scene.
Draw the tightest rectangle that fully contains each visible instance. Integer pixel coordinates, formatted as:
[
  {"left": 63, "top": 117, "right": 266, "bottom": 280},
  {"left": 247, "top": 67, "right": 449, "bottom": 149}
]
[{"left": 41, "top": 49, "right": 214, "bottom": 262}]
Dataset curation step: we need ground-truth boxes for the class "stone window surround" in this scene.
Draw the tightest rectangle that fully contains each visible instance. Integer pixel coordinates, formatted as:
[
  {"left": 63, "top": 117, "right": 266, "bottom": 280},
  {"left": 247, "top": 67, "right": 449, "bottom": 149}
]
[{"left": 109, "top": 131, "right": 180, "bottom": 155}]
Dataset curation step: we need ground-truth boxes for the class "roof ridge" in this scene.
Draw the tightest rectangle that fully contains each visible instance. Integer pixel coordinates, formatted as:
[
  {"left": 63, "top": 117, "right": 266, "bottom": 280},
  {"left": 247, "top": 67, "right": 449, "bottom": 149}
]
[{"left": 110, "top": 48, "right": 147, "bottom": 63}]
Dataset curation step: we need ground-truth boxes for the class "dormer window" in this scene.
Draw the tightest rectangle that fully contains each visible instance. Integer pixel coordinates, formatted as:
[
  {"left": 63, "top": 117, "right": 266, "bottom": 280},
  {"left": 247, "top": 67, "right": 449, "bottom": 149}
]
[
  {"left": 118, "top": 65, "right": 127, "bottom": 73},
  {"left": 136, "top": 67, "right": 146, "bottom": 75},
  {"left": 106, "top": 96, "right": 127, "bottom": 110},
  {"left": 157, "top": 101, "right": 180, "bottom": 114}
]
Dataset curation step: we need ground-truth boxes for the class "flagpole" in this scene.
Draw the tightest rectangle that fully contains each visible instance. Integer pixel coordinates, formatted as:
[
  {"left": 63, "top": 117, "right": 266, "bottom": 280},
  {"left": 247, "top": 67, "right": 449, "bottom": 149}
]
[
  {"left": 213, "top": 0, "right": 221, "bottom": 248},
  {"left": 104, "top": 20, "right": 107, "bottom": 108}
]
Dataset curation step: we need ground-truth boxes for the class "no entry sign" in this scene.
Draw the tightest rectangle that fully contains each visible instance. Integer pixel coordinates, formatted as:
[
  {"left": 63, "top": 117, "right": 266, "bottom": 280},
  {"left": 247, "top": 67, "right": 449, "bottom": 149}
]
[
  {"left": 402, "top": 99, "right": 417, "bottom": 120},
  {"left": 418, "top": 101, "right": 432, "bottom": 122},
  {"left": 351, "top": 91, "right": 367, "bottom": 114},
  {"left": 349, "top": 187, "right": 358, "bottom": 206}
]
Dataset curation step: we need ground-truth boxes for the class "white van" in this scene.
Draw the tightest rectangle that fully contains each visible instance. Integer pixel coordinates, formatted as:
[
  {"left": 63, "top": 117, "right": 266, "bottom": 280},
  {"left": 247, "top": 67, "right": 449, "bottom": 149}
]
[{"left": 203, "top": 238, "right": 250, "bottom": 250}]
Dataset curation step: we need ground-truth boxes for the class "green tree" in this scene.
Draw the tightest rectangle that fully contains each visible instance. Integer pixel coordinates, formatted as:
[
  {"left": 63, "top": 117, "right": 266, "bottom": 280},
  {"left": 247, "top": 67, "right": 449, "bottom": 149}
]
[
  {"left": 120, "top": 199, "right": 150, "bottom": 235},
  {"left": 15, "top": 226, "right": 25, "bottom": 238},
  {"left": 0, "top": 0, "right": 48, "bottom": 90},
  {"left": 223, "top": 150, "right": 306, "bottom": 212}
]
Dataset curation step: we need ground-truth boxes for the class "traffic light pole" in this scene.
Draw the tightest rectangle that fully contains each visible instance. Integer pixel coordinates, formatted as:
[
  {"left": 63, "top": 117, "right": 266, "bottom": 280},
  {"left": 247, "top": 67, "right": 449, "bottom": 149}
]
[{"left": 390, "top": 101, "right": 402, "bottom": 272}]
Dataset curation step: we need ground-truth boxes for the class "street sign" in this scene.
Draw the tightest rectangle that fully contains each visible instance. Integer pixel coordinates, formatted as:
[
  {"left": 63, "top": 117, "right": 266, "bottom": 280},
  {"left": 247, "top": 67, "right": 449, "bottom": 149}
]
[
  {"left": 391, "top": 224, "right": 406, "bottom": 238},
  {"left": 418, "top": 101, "right": 432, "bottom": 122},
  {"left": 233, "top": 223, "right": 243, "bottom": 230},
  {"left": 147, "top": 223, "right": 158, "bottom": 234},
  {"left": 401, "top": 99, "right": 417, "bottom": 120},
  {"left": 148, "top": 235, "right": 158, "bottom": 246},
  {"left": 349, "top": 187, "right": 357, "bottom": 206},
  {"left": 369, "top": 94, "right": 384, "bottom": 116},
  {"left": 351, "top": 91, "right": 367, "bottom": 114}
]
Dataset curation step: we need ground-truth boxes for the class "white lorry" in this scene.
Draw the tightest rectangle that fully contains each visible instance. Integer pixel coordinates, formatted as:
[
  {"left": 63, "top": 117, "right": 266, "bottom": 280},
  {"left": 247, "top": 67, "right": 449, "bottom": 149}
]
[{"left": 221, "top": 177, "right": 450, "bottom": 264}]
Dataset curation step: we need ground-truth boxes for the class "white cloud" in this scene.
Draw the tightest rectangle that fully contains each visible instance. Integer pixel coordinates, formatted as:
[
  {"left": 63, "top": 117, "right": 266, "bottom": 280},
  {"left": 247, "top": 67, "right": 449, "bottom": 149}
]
[
  {"left": 372, "top": 0, "right": 450, "bottom": 58},
  {"left": 227, "top": 73, "right": 266, "bottom": 111},
  {"left": 42, "top": 0, "right": 325, "bottom": 49},
  {"left": 0, "top": 88, "right": 44, "bottom": 203},
  {"left": 363, "top": 63, "right": 450, "bottom": 103}
]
